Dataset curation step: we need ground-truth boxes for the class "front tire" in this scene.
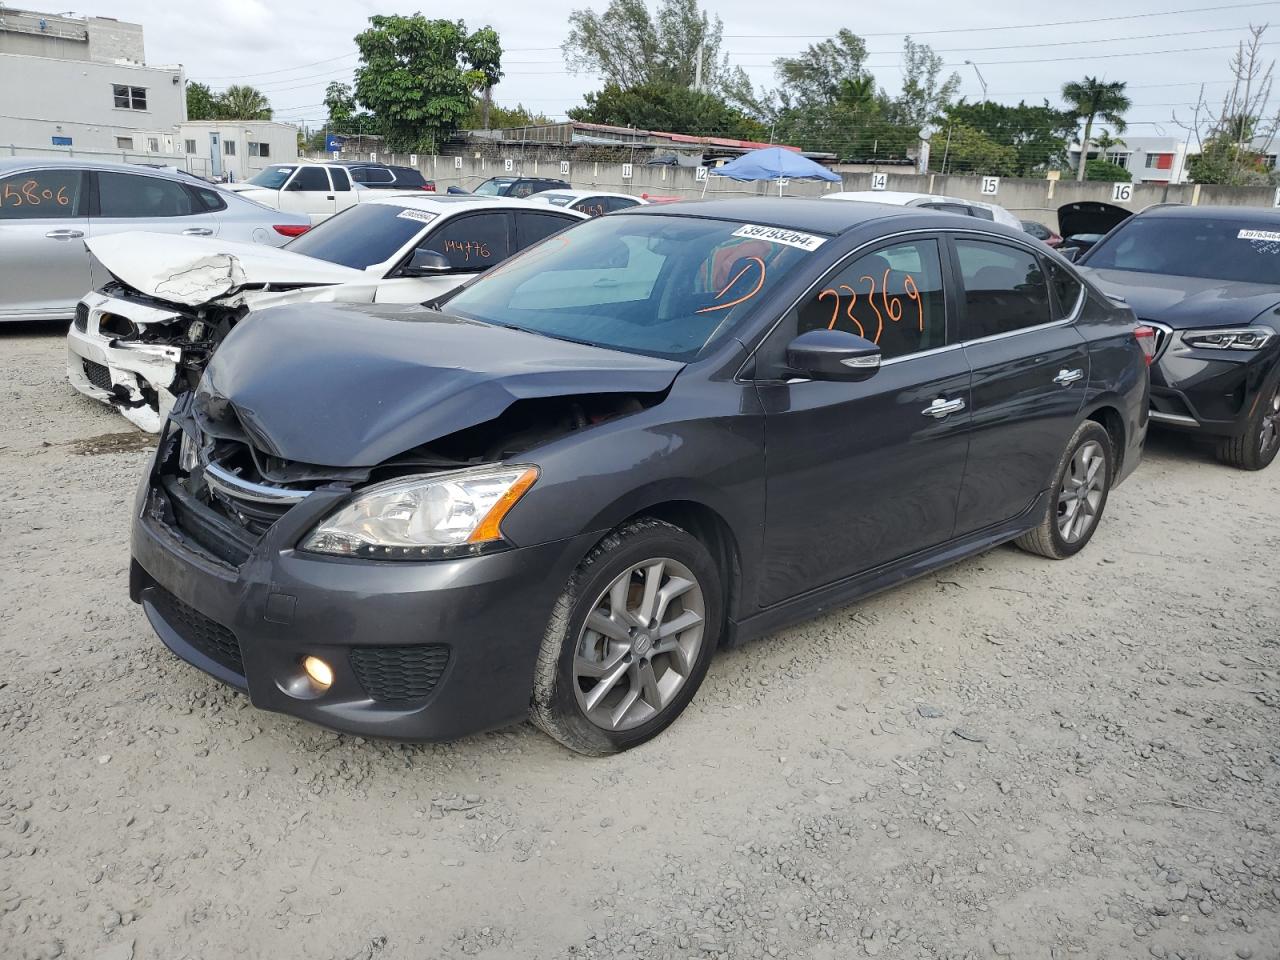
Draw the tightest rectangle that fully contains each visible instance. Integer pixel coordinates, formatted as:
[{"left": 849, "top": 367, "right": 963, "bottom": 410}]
[
  {"left": 531, "top": 519, "right": 722, "bottom": 755},
  {"left": 1015, "top": 420, "right": 1114, "bottom": 560},
  {"left": 1215, "top": 381, "right": 1280, "bottom": 471}
]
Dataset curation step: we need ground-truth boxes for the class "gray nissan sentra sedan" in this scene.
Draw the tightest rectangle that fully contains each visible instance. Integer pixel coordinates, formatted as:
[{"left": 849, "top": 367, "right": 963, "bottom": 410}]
[{"left": 129, "top": 198, "right": 1151, "bottom": 755}]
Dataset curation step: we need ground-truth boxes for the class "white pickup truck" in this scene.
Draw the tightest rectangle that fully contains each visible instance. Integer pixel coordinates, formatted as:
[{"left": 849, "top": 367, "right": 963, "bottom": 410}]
[{"left": 221, "top": 162, "right": 427, "bottom": 224}]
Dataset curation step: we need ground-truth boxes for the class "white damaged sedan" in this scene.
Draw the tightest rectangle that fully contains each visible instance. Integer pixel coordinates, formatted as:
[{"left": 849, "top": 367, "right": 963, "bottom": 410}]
[{"left": 67, "top": 195, "right": 587, "bottom": 430}]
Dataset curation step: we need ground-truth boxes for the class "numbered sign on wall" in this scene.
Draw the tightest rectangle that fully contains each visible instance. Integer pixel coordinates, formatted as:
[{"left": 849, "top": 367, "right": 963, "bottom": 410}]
[
  {"left": 504, "top": 158, "right": 513, "bottom": 172},
  {"left": 621, "top": 163, "right": 633, "bottom": 179},
  {"left": 409, "top": 154, "right": 418, "bottom": 166},
  {"left": 695, "top": 166, "right": 708, "bottom": 182},
  {"left": 369, "top": 152, "right": 377, "bottom": 163},
  {"left": 560, "top": 160, "right": 570, "bottom": 176},
  {"left": 331, "top": 151, "right": 339, "bottom": 161},
  {"left": 980, "top": 176, "right": 1000, "bottom": 195},
  {"left": 454, "top": 156, "right": 463, "bottom": 169},
  {"left": 1111, "top": 182, "right": 1134, "bottom": 203},
  {"left": 871, "top": 172, "right": 888, "bottom": 190},
  {"left": 1274, "top": 186, "right": 1280, "bottom": 207}
]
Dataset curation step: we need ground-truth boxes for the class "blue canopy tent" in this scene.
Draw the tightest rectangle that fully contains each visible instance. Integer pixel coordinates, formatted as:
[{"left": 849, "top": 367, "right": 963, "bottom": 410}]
[{"left": 706, "top": 146, "right": 840, "bottom": 196}]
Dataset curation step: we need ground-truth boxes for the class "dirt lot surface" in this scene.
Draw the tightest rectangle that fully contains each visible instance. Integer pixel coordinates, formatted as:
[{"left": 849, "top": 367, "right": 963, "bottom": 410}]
[{"left": 2, "top": 323, "right": 1278, "bottom": 960}]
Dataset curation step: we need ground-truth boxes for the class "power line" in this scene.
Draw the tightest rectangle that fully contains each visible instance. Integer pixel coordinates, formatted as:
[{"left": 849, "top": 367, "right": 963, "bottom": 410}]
[{"left": 721, "top": 1, "right": 1280, "bottom": 38}]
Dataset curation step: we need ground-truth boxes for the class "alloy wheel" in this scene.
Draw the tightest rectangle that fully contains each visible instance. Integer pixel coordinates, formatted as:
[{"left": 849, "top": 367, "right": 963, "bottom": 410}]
[
  {"left": 1260, "top": 387, "right": 1280, "bottom": 458},
  {"left": 1057, "top": 440, "right": 1106, "bottom": 544},
  {"left": 573, "top": 557, "right": 706, "bottom": 732}
]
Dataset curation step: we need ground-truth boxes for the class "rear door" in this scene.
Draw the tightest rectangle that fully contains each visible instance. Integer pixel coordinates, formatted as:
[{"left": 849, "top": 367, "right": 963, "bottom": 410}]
[
  {"left": 756, "top": 234, "right": 973, "bottom": 605},
  {"left": 329, "top": 167, "right": 357, "bottom": 214},
  {"left": 0, "top": 167, "right": 90, "bottom": 320},
  {"left": 87, "top": 169, "right": 220, "bottom": 247},
  {"left": 513, "top": 210, "right": 581, "bottom": 250},
  {"left": 373, "top": 209, "right": 513, "bottom": 303},
  {"left": 278, "top": 166, "right": 336, "bottom": 222},
  {"left": 950, "top": 233, "right": 1089, "bottom": 536}
]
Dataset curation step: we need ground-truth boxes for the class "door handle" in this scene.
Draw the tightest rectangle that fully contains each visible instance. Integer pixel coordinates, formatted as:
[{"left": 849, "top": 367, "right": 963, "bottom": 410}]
[
  {"left": 326, "top": 195, "right": 334, "bottom": 200},
  {"left": 182, "top": 227, "right": 214, "bottom": 236},
  {"left": 45, "top": 229, "right": 84, "bottom": 240},
  {"left": 1053, "top": 368, "right": 1084, "bottom": 386},
  {"left": 923, "top": 397, "right": 966, "bottom": 419}
]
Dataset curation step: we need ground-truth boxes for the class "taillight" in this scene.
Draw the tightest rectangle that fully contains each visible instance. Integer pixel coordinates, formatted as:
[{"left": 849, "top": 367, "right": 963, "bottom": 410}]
[
  {"left": 273, "top": 224, "right": 309, "bottom": 237},
  {"left": 422, "top": 183, "right": 436, "bottom": 191},
  {"left": 1134, "top": 325, "right": 1157, "bottom": 366}
]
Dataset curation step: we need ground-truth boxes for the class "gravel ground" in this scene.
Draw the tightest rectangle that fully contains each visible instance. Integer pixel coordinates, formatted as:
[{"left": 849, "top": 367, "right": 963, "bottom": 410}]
[{"left": 2, "top": 322, "right": 1278, "bottom": 960}]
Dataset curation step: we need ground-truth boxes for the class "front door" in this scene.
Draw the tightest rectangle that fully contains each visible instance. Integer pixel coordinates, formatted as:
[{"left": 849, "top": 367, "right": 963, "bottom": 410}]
[
  {"left": 756, "top": 236, "right": 973, "bottom": 606},
  {"left": 0, "top": 167, "right": 91, "bottom": 320},
  {"left": 949, "top": 235, "right": 1089, "bottom": 535},
  {"left": 279, "top": 166, "right": 337, "bottom": 223}
]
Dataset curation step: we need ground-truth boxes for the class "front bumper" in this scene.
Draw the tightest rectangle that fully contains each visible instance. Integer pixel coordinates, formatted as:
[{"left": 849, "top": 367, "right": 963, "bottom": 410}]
[
  {"left": 1149, "top": 334, "right": 1279, "bottom": 437},
  {"left": 66, "top": 293, "right": 183, "bottom": 433},
  {"left": 129, "top": 444, "right": 596, "bottom": 741}
]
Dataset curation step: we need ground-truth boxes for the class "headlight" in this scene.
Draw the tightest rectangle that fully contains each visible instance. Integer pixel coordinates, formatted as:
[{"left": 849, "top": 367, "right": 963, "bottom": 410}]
[
  {"left": 300, "top": 465, "right": 538, "bottom": 560},
  {"left": 178, "top": 429, "right": 200, "bottom": 473},
  {"left": 1182, "top": 327, "right": 1275, "bottom": 351}
]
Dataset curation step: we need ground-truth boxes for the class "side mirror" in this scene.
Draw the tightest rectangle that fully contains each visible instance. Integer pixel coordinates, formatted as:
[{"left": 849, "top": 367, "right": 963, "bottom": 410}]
[
  {"left": 401, "top": 249, "right": 451, "bottom": 277},
  {"left": 785, "top": 329, "right": 881, "bottom": 382},
  {"left": 1059, "top": 246, "right": 1080, "bottom": 263}
]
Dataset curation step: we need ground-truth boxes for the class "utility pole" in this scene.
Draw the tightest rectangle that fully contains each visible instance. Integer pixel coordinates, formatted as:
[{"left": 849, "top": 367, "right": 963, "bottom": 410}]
[{"left": 693, "top": 41, "right": 704, "bottom": 93}]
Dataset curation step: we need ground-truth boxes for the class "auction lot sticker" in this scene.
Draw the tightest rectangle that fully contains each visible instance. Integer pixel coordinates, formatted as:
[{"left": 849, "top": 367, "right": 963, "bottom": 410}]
[
  {"left": 1238, "top": 229, "right": 1280, "bottom": 242},
  {"left": 397, "top": 209, "right": 437, "bottom": 224},
  {"left": 732, "top": 224, "right": 827, "bottom": 251}
]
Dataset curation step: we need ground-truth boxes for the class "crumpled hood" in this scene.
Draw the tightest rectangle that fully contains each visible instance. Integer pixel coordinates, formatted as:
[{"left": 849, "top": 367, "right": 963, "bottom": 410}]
[
  {"left": 1080, "top": 267, "right": 1280, "bottom": 329},
  {"left": 199, "top": 302, "right": 684, "bottom": 467},
  {"left": 85, "top": 232, "right": 365, "bottom": 306}
]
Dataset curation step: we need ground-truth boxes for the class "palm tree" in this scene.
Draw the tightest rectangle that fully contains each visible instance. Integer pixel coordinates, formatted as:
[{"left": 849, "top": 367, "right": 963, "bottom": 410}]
[
  {"left": 1092, "top": 129, "right": 1128, "bottom": 164},
  {"left": 216, "top": 85, "right": 273, "bottom": 121},
  {"left": 1062, "top": 77, "right": 1131, "bottom": 181}
]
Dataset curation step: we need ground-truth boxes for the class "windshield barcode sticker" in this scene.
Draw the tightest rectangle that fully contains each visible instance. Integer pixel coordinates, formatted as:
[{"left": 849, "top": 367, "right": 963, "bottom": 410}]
[
  {"left": 732, "top": 224, "right": 827, "bottom": 251},
  {"left": 397, "top": 209, "right": 437, "bottom": 224},
  {"left": 1238, "top": 229, "right": 1280, "bottom": 242}
]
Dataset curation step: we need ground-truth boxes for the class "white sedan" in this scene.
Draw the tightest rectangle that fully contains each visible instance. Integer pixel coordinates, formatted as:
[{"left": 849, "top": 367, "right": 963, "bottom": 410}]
[
  {"left": 528, "top": 188, "right": 647, "bottom": 217},
  {"left": 823, "top": 190, "right": 1023, "bottom": 230},
  {"left": 67, "top": 195, "right": 587, "bottom": 431}
]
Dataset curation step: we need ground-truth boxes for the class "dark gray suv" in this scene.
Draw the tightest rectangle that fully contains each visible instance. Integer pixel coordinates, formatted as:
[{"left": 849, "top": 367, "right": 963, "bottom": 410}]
[{"left": 129, "top": 199, "right": 1151, "bottom": 754}]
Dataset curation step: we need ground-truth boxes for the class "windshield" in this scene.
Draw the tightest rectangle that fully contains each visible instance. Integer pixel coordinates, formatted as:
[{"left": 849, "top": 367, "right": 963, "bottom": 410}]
[
  {"left": 285, "top": 203, "right": 435, "bottom": 270},
  {"left": 1084, "top": 216, "right": 1280, "bottom": 285},
  {"left": 245, "top": 165, "right": 296, "bottom": 189},
  {"left": 473, "top": 178, "right": 513, "bottom": 196},
  {"left": 444, "top": 214, "right": 823, "bottom": 361}
]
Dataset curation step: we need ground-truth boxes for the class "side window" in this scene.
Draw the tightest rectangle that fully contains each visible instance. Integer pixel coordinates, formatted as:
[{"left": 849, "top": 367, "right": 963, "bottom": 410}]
[
  {"left": 606, "top": 197, "right": 640, "bottom": 212},
  {"left": 423, "top": 213, "right": 511, "bottom": 271},
  {"left": 290, "top": 166, "right": 331, "bottom": 191},
  {"left": 97, "top": 172, "right": 198, "bottom": 218},
  {"left": 955, "top": 238, "right": 1052, "bottom": 339},
  {"left": 0, "top": 169, "right": 85, "bottom": 220},
  {"left": 572, "top": 198, "right": 608, "bottom": 218},
  {"left": 191, "top": 186, "right": 227, "bottom": 212},
  {"left": 515, "top": 211, "right": 577, "bottom": 248},
  {"left": 921, "top": 202, "right": 969, "bottom": 216},
  {"left": 1045, "top": 259, "right": 1084, "bottom": 320},
  {"left": 796, "top": 238, "right": 947, "bottom": 360},
  {"left": 331, "top": 168, "right": 351, "bottom": 191},
  {"left": 509, "top": 180, "right": 536, "bottom": 198}
]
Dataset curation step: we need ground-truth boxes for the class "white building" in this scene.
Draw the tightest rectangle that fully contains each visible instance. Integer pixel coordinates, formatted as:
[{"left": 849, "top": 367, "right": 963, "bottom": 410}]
[
  {"left": 0, "top": 8, "right": 187, "bottom": 158},
  {"left": 178, "top": 120, "right": 298, "bottom": 182},
  {"left": 1067, "top": 136, "right": 1196, "bottom": 185}
]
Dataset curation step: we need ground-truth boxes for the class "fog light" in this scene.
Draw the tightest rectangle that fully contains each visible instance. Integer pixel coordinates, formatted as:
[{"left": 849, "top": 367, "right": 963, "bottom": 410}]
[{"left": 302, "top": 656, "right": 333, "bottom": 689}]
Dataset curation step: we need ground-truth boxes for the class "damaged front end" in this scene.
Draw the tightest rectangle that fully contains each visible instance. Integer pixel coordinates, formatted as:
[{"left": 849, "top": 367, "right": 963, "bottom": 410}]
[{"left": 67, "top": 285, "right": 249, "bottom": 432}]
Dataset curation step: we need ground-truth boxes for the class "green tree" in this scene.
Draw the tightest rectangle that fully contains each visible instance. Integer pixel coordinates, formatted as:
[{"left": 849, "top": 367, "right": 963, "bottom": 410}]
[
  {"left": 569, "top": 81, "right": 765, "bottom": 139},
  {"left": 186, "top": 81, "right": 218, "bottom": 120},
  {"left": 215, "top": 84, "right": 273, "bottom": 120},
  {"left": 324, "top": 82, "right": 356, "bottom": 124},
  {"left": 1061, "top": 76, "right": 1131, "bottom": 181},
  {"left": 1187, "top": 133, "right": 1274, "bottom": 184},
  {"left": 467, "top": 102, "right": 552, "bottom": 129},
  {"left": 932, "top": 124, "right": 1018, "bottom": 176},
  {"left": 353, "top": 15, "right": 498, "bottom": 152},
  {"left": 1084, "top": 158, "right": 1132, "bottom": 182},
  {"left": 773, "top": 29, "right": 872, "bottom": 108},
  {"left": 894, "top": 36, "right": 960, "bottom": 127},
  {"left": 941, "top": 100, "right": 1079, "bottom": 176},
  {"left": 466, "top": 26, "right": 503, "bottom": 129},
  {"left": 563, "top": 0, "right": 728, "bottom": 91}
]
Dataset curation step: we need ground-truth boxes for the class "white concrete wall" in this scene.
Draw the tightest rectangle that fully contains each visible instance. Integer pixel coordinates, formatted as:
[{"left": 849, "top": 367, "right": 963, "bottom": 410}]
[
  {"left": 0, "top": 10, "right": 145, "bottom": 63},
  {"left": 0, "top": 52, "right": 185, "bottom": 154}
]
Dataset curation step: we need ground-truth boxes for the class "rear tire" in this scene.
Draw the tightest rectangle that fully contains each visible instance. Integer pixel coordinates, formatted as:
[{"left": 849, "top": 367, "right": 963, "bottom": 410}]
[
  {"left": 530, "top": 519, "right": 722, "bottom": 756},
  {"left": 1015, "top": 420, "right": 1114, "bottom": 560},
  {"left": 1215, "top": 381, "right": 1280, "bottom": 471}
]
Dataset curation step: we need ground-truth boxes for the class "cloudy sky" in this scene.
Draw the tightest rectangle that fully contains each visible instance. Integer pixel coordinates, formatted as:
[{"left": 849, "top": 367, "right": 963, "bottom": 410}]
[{"left": 102, "top": 0, "right": 1275, "bottom": 137}]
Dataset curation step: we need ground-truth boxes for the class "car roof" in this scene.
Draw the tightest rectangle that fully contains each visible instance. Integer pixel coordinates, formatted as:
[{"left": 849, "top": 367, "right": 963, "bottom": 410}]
[
  {"left": 530, "top": 189, "right": 641, "bottom": 202},
  {"left": 364, "top": 194, "right": 587, "bottom": 215},
  {"left": 1134, "top": 203, "right": 1280, "bottom": 222},
  {"left": 620, "top": 196, "right": 941, "bottom": 235},
  {"left": 0, "top": 156, "right": 197, "bottom": 184}
]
